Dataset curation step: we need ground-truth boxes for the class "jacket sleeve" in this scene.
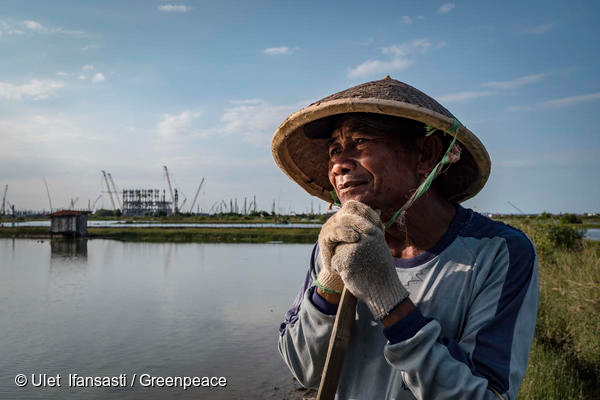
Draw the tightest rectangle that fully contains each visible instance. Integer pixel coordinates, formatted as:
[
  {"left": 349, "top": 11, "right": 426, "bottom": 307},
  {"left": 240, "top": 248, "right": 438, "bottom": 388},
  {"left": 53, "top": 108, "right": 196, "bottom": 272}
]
[
  {"left": 277, "top": 244, "right": 338, "bottom": 388},
  {"left": 383, "top": 233, "right": 539, "bottom": 400}
]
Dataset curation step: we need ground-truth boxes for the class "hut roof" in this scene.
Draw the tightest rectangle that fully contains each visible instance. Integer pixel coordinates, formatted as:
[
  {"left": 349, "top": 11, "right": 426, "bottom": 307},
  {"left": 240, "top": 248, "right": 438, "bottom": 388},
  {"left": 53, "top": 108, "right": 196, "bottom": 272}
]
[{"left": 50, "top": 210, "right": 90, "bottom": 217}]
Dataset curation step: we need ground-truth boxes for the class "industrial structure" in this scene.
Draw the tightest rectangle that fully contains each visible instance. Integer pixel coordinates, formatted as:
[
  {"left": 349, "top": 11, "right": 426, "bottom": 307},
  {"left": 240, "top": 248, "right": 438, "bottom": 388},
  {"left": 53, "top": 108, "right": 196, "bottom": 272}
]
[
  {"left": 50, "top": 210, "right": 89, "bottom": 236},
  {"left": 122, "top": 189, "right": 173, "bottom": 216}
]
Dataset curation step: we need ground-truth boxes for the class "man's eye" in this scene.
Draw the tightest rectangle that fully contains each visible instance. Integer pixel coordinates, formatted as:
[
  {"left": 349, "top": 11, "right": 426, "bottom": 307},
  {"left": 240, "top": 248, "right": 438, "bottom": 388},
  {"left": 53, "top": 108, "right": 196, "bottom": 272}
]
[{"left": 329, "top": 147, "right": 341, "bottom": 156}]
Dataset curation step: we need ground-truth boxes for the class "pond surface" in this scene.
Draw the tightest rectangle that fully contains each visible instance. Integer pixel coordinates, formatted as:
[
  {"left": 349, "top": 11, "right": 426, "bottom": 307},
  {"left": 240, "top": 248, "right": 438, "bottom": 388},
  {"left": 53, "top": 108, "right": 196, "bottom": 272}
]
[
  {"left": 0, "top": 239, "right": 312, "bottom": 399},
  {"left": 585, "top": 228, "right": 600, "bottom": 241},
  {"left": 7, "top": 221, "right": 321, "bottom": 228}
]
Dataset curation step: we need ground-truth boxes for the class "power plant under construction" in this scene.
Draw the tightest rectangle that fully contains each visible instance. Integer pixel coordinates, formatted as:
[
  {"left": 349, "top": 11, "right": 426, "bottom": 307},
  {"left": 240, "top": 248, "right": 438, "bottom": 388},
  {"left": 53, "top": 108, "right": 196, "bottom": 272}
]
[
  {"left": 122, "top": 189, "right": 174, "bottom": 216},
  {"left": 102, "top": 166, "right": 197, "bottom": 216}
]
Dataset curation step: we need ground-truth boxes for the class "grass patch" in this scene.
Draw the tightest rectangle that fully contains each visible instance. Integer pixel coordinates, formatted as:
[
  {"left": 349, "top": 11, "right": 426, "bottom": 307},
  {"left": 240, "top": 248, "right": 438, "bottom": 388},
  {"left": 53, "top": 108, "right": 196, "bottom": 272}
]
[
  {"left": 0, "top": 226, "right": 320, "bottom": 244},
  {"left": 505, "top": 221, "right": 600, "bottom": 399},
  {"left": 88, "top": 227, "right": 319, "bottom": 243}
]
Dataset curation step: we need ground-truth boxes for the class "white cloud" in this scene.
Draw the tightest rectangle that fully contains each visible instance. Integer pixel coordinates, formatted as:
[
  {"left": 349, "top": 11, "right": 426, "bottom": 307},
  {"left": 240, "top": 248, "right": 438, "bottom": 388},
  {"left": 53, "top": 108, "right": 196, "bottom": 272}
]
[
  {"left": 92, "top": 73, "right": 105, "bottom": 82},
  {"left": 229, "top": 98, "right": 264, "bottom": 105},
  {"left": 482, "top": 73, "right": 547, "bottom": 89},
  {"left": 348, "top": 58, "right": 413, "bottom": 79},
  {"left": 219, "top": 99, "right": 297, "bottom": 145},
  {"left": 159, "top": 4, "right": 192, "bottom": 12},
  {"left": 353, "top": 38, "right": 374, "bottom": 46},
  {"left": 53, "top": 28, "right": 87, "bottom": 38},
  {"left": 496, "top": 149, "right": 599, "bottom": 168},
  {"left": 348, "top": 39, "right": 433, "bottom": 79},
  {"left": 436, "top": 41, "right": 447, "bottom": 48},
  {"left": 438, "top": 3, "right": 456, "bottom": 14},
  {"left": 78, "top": 74, "right": 87, "bottom": 80},
  {"left": 506, "top": 92, "right": 600, "bottom": 112},
  {"left": 82, "top": 64, "right": 95, "bottom": 71},
  {"left": 81, "top": 44, "right": 100, "bottom": 51},
  {"left": 540, "top": 93, "right": 600, "bottom": 108},
  {"left": 157, "top": 111, "right": 202, "bottom": 138},
  {"left": 8, "top": 29, "right": 25, "bottom": 35},
  {"left": 0, "top": 79, "right": 65, "bottom": 100},
  {"left": 263, "top": 46, "right": 295, "bottom": 55},
  {"left": 401, "top": 16, "right": 412, "bottom": 24},
  {"left": 438, "top": 73, "right": 547, "bottom": 104},
  {"left": 417, "top": 15, "right": 425, "bottom": 20},
  {"left": 412, "top": 38, "right": 432, "bottom": 52},
  {"left": 56, "top": 71, "right": 68, "bottom": 76},
  {"left": 524, "top": 23, "right": 555, "bottom": 35},
  {"left": 24, "top": 20, "right": 43, "bottom": 31},
  {"left": 0, "top": 114, "right": 83, "bottom": 145},
  {"left": 0, "top": 31, "right": 3, "bottom": 39},
  {"left": 436, "top": 91, "right": 495, "bottom": 103}
]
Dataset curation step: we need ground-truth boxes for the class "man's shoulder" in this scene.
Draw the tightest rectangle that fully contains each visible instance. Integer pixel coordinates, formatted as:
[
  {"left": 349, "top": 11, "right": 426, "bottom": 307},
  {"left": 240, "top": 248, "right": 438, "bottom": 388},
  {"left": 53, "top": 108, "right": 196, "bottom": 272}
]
[
  {"left": 459, "top": 207, "right": 535, "bottom": 261},
  {"left": 460, "top": 208, "right": 529, "bottom": 241}
]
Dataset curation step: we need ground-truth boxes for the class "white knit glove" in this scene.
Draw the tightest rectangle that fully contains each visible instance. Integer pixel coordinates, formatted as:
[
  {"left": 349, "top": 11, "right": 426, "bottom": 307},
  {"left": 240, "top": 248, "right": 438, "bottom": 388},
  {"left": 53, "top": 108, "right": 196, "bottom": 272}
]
[
  {"left": 316, "top": 202, "right": 364, "bottom": 294},
  {"left": 320, "top": 200, "right": 409, "bottom": 319}
]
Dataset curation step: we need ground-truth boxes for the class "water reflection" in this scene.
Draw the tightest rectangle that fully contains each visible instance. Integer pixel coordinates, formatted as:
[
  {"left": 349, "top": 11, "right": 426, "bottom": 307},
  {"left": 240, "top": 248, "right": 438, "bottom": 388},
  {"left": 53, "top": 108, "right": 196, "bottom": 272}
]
[
  {"left": 0, "top": 239, "right": 312, "bottom": 399},
  {"left": 50, "top": 238, "right": 88, "bottom": 259}
]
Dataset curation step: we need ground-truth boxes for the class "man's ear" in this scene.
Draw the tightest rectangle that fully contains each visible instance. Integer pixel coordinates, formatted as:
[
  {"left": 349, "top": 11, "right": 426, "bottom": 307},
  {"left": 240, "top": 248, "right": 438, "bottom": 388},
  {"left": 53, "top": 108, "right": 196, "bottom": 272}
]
[{"left": 416, "top": 135, "right": 444, "bottom": 175}]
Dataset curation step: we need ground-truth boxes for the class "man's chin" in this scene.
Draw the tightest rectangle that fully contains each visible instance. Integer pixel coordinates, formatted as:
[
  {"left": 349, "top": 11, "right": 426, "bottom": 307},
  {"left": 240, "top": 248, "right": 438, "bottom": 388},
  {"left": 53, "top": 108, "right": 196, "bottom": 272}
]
[{"left": 339, "top": 192, "right": 377, "bottom": 208}]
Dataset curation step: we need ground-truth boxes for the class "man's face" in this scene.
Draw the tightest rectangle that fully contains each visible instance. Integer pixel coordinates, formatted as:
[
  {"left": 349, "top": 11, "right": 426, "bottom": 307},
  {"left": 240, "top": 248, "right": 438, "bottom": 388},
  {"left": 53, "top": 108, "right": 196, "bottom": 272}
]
[{"left": 327, "top": 118, "right": 419, "bottom": 214}]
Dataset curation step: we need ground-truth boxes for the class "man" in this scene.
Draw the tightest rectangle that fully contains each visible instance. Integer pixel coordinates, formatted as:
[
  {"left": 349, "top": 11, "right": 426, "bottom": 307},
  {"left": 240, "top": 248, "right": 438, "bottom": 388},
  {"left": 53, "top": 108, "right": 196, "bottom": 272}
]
[{"left": 272, "top": 77, "right": 538, "bottom": 399}]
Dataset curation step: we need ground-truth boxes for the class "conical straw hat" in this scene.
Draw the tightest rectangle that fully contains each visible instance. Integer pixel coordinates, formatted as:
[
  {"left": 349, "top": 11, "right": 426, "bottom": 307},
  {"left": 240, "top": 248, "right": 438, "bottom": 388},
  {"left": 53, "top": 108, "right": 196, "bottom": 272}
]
[{"left": 271, "top": 76, "right": 490, "bottom": 203}]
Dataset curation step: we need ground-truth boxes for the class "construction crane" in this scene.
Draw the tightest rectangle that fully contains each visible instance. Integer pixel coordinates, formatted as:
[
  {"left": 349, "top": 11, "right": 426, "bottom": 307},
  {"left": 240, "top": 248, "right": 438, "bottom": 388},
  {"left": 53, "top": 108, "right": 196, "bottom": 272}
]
[
  {"left": 163, "top": 166, "right": 176, "bottom": 213},
  {"left": 43, "top": 178, "right": 53, "bottom": 212},
  {"left": 507, "top": 201, "right": 524, "bottom": 214},
  {"left": 91, "top": 194, "right": 102, "bottom": 211},
  {"left": 1, "top": 184, "right": 7, "bottom": 215},
  {"left": 107, "top": 173, "right": 122, "bottom": 210},
  {"left": 189, "top": 178, "right": 205, "bottom": 213},
  {"left": 101, "top": 170, "right": 117, "bottom": 210}
]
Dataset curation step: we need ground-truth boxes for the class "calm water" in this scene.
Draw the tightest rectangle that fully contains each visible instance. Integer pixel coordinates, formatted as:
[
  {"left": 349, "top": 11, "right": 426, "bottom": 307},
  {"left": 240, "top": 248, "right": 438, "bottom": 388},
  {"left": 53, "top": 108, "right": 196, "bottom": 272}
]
[
  {"left": 0, "top": 239, "right": 312, "bottom": 399},
  {"left": 585, "top": 228, "right": 600, "bottom": 240},
  {"left": 8, "top": 221, "right": 321, "bottom": 228}
]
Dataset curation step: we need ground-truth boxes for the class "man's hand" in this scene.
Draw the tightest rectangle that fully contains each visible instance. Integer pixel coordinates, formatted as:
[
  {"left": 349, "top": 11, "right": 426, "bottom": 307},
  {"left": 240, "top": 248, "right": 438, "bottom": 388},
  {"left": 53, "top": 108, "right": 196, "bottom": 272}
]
[
  {"left": 319, "top": 200, "right": 410, "bottom": 320},
  {"left": 316, "top": 201, "right": 370, "bottom": 296}
]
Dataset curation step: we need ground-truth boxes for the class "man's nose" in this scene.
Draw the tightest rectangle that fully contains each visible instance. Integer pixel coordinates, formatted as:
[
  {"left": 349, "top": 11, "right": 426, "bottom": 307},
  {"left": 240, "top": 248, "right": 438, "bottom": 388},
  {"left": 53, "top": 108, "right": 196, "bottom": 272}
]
[{"left": 330, "top": 152, "right": 356, "bottom": 176}]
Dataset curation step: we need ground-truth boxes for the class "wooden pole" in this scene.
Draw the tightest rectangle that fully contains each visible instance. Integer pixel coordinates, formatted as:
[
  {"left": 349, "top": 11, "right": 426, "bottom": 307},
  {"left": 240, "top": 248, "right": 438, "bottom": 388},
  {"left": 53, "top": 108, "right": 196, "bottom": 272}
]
[{"left": 315, "top": 287, "right": 357, "bottom": 400}]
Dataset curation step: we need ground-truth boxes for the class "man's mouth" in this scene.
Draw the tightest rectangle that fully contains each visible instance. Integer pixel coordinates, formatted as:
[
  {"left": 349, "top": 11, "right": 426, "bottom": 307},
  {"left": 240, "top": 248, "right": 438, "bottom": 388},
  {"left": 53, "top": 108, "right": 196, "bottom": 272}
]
[{"left": 337, "top": 180, "right": 369, "bottom": 193}]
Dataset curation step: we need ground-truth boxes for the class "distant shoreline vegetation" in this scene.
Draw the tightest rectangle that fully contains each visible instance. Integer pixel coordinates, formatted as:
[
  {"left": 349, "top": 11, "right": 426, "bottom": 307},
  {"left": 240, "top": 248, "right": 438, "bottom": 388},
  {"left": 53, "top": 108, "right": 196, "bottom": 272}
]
[
  {"left": 0, "top": 213, "right": 598, "bottom": 244},
  {"left": 0, "top": 226, "right": 320, "bottom": 244}
]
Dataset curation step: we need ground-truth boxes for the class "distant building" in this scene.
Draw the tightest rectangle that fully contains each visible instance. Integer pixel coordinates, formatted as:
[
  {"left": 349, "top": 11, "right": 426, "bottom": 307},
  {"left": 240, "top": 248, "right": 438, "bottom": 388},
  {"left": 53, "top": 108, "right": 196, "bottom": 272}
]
[
  {"left": 122, "top": 189, "right": 173, "bottom": 216},
  {"left": 50, "top": 210, "right": 89, "bottom": 236}
]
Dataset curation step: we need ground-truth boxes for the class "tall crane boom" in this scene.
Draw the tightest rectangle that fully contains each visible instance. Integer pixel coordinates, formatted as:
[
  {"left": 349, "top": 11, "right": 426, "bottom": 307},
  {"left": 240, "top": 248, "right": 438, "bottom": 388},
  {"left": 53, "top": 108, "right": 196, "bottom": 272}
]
[
  {"left": 163, "top": 166, "right": 176, "bottom": 213},
  {"left": 507, "top": 201, "right": 524, "bottom": 214},
  {"left": 91, "top": 194, "right": 102, "bottom": 211},
  {"left": 43, "top": 178, "right": 53, "bottom": 212},
  {"left": 189, "top": 178, "right": 205, "bottom": 213},
  {"left": 107, "top": 173, "right": 122, "bottom": 210},
  {"left": 1, "top": 184, "right": 7, "bottom": 215},
  {"left": 101, "top": 170, "right": 117, "bottom": 210}
]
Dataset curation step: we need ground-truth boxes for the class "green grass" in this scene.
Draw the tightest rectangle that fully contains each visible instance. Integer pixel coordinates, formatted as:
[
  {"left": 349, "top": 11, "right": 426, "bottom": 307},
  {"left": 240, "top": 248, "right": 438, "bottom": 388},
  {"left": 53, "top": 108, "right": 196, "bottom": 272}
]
[
  {"left": 505, "top": 221, "right": 600, "bottom": 399},
  {"left": 0, "top": 226, "right": 320, "bottom": 244},
  {"left": 87, "top": 227, "right": 319, "bottom": 243}
]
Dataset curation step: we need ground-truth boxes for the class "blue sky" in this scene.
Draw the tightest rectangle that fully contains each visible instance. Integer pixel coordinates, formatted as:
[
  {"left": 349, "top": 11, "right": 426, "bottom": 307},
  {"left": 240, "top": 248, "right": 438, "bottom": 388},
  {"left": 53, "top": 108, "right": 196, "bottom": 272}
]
[{"left": 1, "top": 0, "right": 599, "bottom": 214}]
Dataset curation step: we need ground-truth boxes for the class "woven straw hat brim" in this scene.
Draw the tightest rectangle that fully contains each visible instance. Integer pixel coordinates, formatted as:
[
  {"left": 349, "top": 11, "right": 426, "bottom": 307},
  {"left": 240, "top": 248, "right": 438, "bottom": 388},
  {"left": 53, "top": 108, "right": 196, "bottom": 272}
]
[{"left": 272, "top": 84, "right": 491, "bottom": 204}]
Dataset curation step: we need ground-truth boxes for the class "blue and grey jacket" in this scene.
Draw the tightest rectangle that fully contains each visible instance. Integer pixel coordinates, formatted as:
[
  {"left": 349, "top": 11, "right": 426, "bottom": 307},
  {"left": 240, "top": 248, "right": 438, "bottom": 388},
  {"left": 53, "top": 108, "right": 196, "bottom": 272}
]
[{"left": 278, "top": 206, "right": 538, "bottom": 400}]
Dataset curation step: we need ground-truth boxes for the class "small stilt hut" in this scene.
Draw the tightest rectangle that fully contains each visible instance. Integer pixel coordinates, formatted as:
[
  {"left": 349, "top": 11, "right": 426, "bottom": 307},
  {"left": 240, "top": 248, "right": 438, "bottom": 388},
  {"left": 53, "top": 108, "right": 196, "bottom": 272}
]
[{"left": 49, "top": 210, "right": 89, "bottom": 236}]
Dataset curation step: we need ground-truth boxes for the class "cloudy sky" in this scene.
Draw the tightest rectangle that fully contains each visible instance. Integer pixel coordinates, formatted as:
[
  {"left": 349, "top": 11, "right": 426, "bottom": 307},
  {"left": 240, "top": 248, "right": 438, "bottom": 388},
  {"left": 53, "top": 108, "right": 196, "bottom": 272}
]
[{"left": 1, "top": 0, "right": 599, "bottom": 214}]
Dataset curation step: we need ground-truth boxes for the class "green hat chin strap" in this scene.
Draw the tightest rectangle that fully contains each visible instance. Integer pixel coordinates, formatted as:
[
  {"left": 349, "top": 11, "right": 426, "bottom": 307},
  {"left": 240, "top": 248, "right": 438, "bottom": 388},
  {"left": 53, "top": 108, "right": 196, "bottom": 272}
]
[{"left": 329, "top": 119, "right": 462, "bottom": 231}]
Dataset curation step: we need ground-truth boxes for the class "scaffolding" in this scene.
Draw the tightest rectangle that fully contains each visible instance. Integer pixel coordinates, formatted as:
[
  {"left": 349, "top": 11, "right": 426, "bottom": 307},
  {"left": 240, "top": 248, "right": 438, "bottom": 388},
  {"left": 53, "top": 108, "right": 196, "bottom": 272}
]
[{"left": 122, "top": 189, "right": 172, "bottom": 216}]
